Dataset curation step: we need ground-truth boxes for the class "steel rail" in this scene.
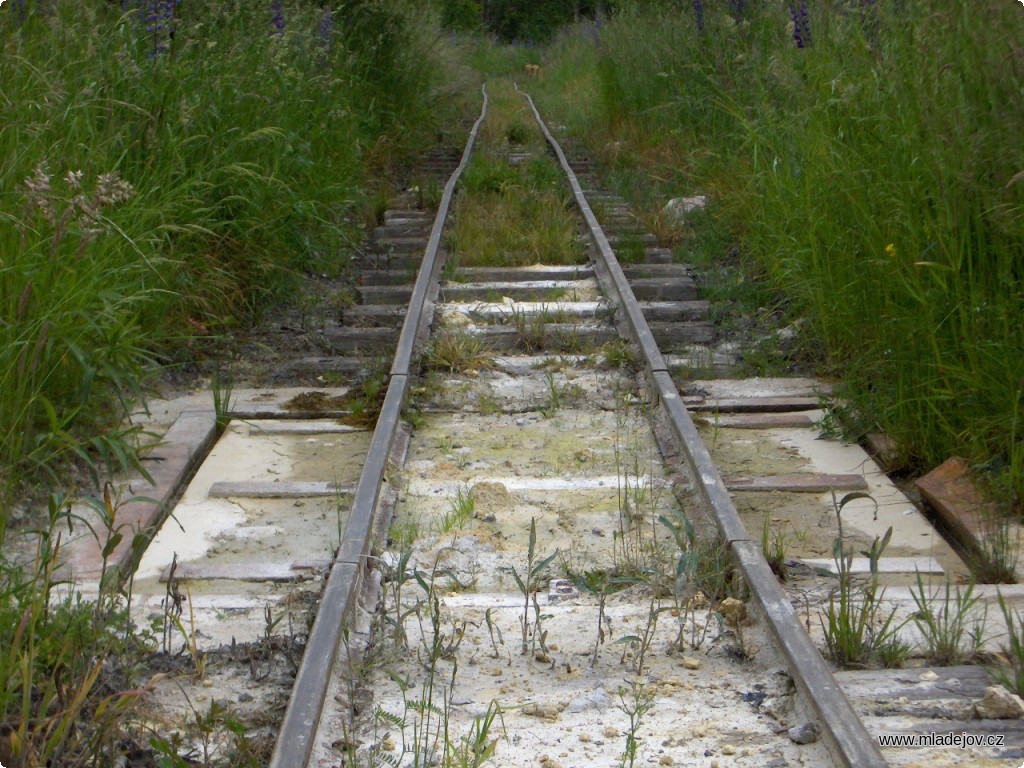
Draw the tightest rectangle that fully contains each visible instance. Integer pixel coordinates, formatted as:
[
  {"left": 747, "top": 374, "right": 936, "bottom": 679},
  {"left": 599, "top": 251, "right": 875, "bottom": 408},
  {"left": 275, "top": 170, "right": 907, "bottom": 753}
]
[
  {"left": 269, "top": 85, "right": 490, "bottom": 768},
  {"left": 523, "top": 90, "right": 889, "bottom": 768}
]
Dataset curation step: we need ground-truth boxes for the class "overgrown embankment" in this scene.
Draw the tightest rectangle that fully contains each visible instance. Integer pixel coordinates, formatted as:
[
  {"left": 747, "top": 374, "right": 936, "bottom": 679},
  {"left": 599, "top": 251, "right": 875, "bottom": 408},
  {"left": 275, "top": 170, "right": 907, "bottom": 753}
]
[
  {"left": 533, "top": 0, "right": 1024, "bottom": 509},
  {"left": 0, "top": 0, "right": 463, "bottom": 527}
]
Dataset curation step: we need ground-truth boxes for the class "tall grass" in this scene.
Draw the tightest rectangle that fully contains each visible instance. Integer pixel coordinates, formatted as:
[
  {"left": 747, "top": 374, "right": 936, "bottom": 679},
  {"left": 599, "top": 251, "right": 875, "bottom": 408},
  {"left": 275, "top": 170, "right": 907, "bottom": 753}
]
[
  {"left": 1, "top": 1, "right": 459, "bottom": 761},
  {"left": 0, "top": 0, "right": 455, "bottom": 528},
  {"left": 536, "top": 0, "right": 1024, "bottom": 510}
]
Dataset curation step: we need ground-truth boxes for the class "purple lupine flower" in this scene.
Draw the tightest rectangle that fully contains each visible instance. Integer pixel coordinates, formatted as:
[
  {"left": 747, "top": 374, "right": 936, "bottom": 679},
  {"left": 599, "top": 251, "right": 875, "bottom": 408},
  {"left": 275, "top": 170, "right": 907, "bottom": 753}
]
[
  {"left": 271, "top": 0, "right": 285, "bottom": 36},
  {"left": 799, "top": 1, "right": 812, "bottom": 47},
  {"left": 143, "top": 0, "right": 177, "bottom": 58},
  {"left": 788, "top": 1, "right": 812, "bottom": 49},
  {"left": 859, "top": 0, "right": 879, "bottom": 42},
  {"left": 319, "top": 8, "right": 334, "bottom": 60},
  {"left": 692, "top": 0, "right": 705, "bottom": 34}
]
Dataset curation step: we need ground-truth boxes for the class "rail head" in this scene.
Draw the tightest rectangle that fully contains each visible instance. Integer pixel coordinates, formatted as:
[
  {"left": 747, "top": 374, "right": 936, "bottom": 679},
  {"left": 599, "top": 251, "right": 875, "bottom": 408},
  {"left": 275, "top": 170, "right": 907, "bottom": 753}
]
[
  {"left": 521, "top": 89, "right": 888, "bottom": 768},
  {"left": 269, "top": 85, "right": 490, "bottom": 768}
]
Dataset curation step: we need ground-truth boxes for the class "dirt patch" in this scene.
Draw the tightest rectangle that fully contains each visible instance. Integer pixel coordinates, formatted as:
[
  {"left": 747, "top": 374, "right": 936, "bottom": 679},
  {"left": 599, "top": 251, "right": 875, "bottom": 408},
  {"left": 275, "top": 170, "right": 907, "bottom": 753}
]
[{"left": 283, "top": 390, "right": 350, "bottom": 413}]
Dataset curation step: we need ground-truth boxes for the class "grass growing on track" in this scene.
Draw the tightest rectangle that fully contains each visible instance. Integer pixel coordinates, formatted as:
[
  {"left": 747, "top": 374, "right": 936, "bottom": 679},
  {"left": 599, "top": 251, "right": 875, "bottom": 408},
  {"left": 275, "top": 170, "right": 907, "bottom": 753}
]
[
  {"left": 448, "top": 81, "right": 585, "bottom": 267},
  {"left": 532, "top": 0, "right": 1024, "bottom": 513}
]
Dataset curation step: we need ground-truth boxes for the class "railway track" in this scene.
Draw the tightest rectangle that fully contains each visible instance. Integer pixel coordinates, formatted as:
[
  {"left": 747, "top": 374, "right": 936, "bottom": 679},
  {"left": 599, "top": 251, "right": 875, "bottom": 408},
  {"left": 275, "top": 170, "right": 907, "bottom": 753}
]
[{"left": 64, "top": 84, "right": 1022, "bottom": 767}]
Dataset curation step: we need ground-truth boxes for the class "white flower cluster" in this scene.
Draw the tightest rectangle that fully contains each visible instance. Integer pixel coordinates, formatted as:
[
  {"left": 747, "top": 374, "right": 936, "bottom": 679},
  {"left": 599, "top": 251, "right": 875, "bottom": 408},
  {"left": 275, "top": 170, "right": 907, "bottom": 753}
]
[{"left": 20, "top": 165, "right": 137, "bottom": 250}]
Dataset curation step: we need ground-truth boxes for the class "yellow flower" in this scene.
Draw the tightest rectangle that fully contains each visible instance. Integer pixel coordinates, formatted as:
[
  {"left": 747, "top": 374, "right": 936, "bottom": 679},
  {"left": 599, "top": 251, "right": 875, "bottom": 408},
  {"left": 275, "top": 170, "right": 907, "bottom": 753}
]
[{"left": 885, "top": 243, "right": 897, "bottom": 257}]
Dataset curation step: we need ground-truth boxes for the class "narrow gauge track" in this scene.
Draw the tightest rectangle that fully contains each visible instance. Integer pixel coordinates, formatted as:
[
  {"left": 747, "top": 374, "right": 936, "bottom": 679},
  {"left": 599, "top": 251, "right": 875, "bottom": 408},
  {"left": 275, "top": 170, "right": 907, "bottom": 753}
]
[
  {"left": 79, "top": 84, "right": 1020, "bottom": 768},
  {"left": 274, "top": 86, "right": 881, "bottom": 768}
]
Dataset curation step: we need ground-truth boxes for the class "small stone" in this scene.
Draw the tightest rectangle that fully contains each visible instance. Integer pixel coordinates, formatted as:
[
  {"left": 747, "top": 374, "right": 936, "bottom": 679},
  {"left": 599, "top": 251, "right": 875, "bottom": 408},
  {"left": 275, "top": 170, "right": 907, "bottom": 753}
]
[
  {"left": 381, "top": 736, "right": 396, "bottom": 752},
  {"left": 975, "top": 685, "right": 1024, "bottom": 719},
  {"left": 787, "top": 722, "right": 820, "bottom": 745},
  {"left": 579, "top": 733, "right": 591, "bottom": 743},
  {"left": 663, "top": 195, "right": 708, "bottom": 223},
  {"left": 603, "top": 726, "right": 619, "bottom": 738},
  {"left": 919, "top": 670, "right": 939, "bottom": 682},
  {"left": 682, "top": 656, "right": 702, "bottom": 670},
  {"left": 549, "top": 578, "right": 580, "bottom": 603},
  {"left": 686, "top": 592, "right": 708, "bottom": 610},
  {"left": 719, "top": 597, "right": 747, "bottom": 625},
  {"left": 760, "top": 696, "right": 793, "bottom": 721},
  {"left": 659, "top": 757, "right": 673, "bottom": 766},
  {"left": 568, "top": 687, "right": 610, "bottom": 713},
  {"left": 722, "top": 745, "right": 736, "bottom": 755},
  {"left": 523, "top": 702, "right": 564, "bottom": 720},
  {"left": 710, "top": 760, "right": 720, "bottom": 768},
  {"left": 238, "top": 692, "right": 253, "bottom": 703}
]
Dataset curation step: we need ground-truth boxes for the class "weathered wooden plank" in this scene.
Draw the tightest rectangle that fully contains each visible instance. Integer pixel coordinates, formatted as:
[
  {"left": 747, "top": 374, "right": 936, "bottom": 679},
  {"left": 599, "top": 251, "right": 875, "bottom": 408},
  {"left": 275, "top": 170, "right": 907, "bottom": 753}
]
[
  {"left": 649, "top": 320, "right": 715, "bottom": 345},
  {"left": 915, "top": 457, "right": 994, "bottom": 557},
  {"left": 607, "top": 232, "right": 658, "bottom": 247},
  {"left": 628, "top": 277, "right": 698, "bottom": 302},
  {"left": 356, "top": 253, "right": 424, "bottom": 272},
  {"left": 643, "top": 247, "right": 673, "bottom": 264},
  {"left": 208, "top": 480, "right": 356, "bottom": 498},
  {"left": 373, "top": 223, "right": 429, "bottom": 239},
  {"left": 836, "top": 665, "right": 990, "bottom": 703},
  {"left": 453, "top": 265, "right": 593, "bottom": 282},
  {"left": 640, "top": 300, "right": 710, "bottom": 322},
  {"left": 340, "top": 304, "right": 409, "bottom": 326},
  {"left": 622, "top": 263, "right": 692, "bottom": 278},
  {"left": 686, "top": 396, "right": 822, "bottom": 413},
  {"left": 724, "top": 473, "right": 868, "bottom": 492},
  {"left": 438, "top": 281, "right": 590, "bottom": 303},
  {"left": 695, "top": 412, "right": 815, "bottom": 429},
  {"left": 160, "top": 561, "right": 327, "bottom": 583},
  {"left": 683, "top": 377, "right": 830, "bottom": 399},
  {"left": 320, "top": 326, "right": 399, "bottom": 352},
  {"left": 383, "top": 210, "right": 430, "bottom": 225},
  {"left": 356, "top": 284, "right": 414, "bottom": 304},
  {"left": 800, "top": 556, "right": 944, "bottom": 575},
  {"left": 243, "top": 421, "right": 366, "bottom": 435},
  {"left": 373, "top": 236, "right": 429, "bottom": 253},
  {"left": 465, "top": 323, "right": 615, "bottom": 351}
]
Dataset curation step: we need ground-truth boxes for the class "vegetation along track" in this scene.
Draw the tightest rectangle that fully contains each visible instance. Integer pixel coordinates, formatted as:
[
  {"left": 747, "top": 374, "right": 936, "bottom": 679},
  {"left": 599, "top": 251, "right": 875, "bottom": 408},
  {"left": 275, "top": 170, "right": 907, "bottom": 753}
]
[{"left": 64, "top": 84, "right": 1022, "bottom": 768}]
